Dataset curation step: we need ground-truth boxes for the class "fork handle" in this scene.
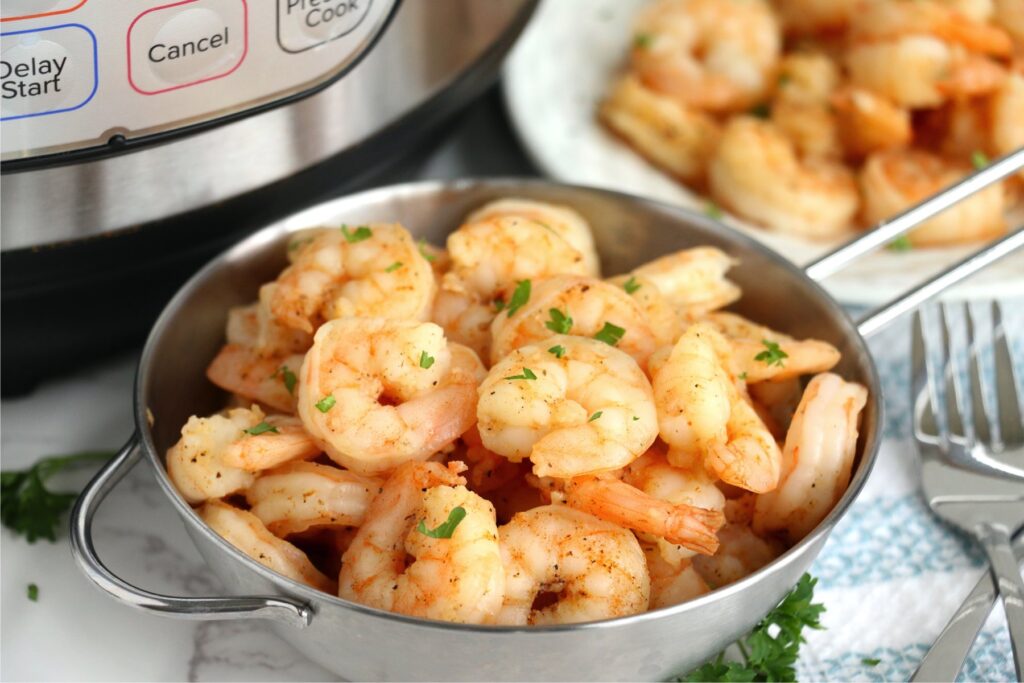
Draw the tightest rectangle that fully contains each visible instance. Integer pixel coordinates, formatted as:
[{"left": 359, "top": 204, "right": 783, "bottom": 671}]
[
  {"left": 912, "top": 539, "right": 1024, "bottom": 682},
  {"left": 978, "top": 524, "right": 1024, "bottom": 681}
]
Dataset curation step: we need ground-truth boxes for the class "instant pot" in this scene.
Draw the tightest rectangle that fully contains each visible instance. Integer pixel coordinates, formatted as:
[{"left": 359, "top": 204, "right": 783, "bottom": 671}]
[{"left": 0, "top": 0, "right": 536, "bottom": 393}]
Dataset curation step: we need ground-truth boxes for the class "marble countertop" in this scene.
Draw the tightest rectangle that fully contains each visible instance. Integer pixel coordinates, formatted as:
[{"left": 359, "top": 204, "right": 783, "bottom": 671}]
[{"left": 2, "top": 91, "right": 1022, "bottom": 681}]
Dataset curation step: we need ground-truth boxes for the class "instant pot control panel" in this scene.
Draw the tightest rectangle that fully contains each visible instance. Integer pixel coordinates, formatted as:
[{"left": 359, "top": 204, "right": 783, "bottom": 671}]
[{"left": 0, "top": 0, "right": 397, "bottom": 163}]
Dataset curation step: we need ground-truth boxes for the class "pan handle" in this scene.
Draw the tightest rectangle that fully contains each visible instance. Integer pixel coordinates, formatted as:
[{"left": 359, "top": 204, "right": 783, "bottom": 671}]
[
  {"left": 69, "top": 435, "right": 313, "bottom": 628},
  {"left": 797, "top": 148, "right": 1024, "bottom": 338},
  {"left": 854, "top": 226, "right": 1024, "bottom": 338}
]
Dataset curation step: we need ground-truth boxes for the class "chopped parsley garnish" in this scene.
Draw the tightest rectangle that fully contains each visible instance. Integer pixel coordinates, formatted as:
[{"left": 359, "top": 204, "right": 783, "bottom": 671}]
[
  {"left": 275, "top": 365, "right": 297, "bottom": 394},
  {"left": 417, "top": 506, "right": 467, "bottom": 538},
  {"left": 505, "top": 279, "right": 532, "bottom": 316},
  {"left": 1, "top": 450, "right": 114, "bottom": 543},
  {"left": 418, "top": 238, "right": 436, "bottom": 262},
  {"left": 862, "top": 658, "right": 881, "bottom": 667},
  {"left": 315, "top": 395, "right": 336, "bottom": 412},
  {"left": 545, "top": 308, "right": 573, "bottom": 334},
  {"left": 548, "top": 345, "right": 566, "bottom": 359},
  {"left": 588, "top": 411, "right": 603, "bottom": 422},
  {"left": 749, "top": 102, "right": 771, "bottom": 119},
  {"left": 287, "top": 236, "right": 314, "bottom": 252},
  {"left": 971, "top": 150, "right": 990, "bottom": 170},
  {"left": 419, "top": 351, "right": 435, "bottom": 369},
  {"left": 705, "top": 201, "right": 724, "bottom": 220},
  {"left": 738, "top": 371, "right": 748, "bottom": 380},
  {"left": 594, "top": 322, "right": 626, "bottom": 346},
  {"left": 754, "top": 339, "right": 788, "bottom": 367},
  {"left": 340, "top": 224, "right": 372, "bottom": 243},
  {"left": 623, "top": 276, "right": 641, "bottom": 294},
  {"left": 505, "top": 368, "right": 538, "bottom": 381},
  {"left": 887, "top": 234, "right": 912, "bottom": 252},
  {"left": 493, "top": 298, "right": 506, "bottom": 312},
  {"left": 681, "top": 573, "right": 825, "bottom": 682},
  {"left": 632, "top": 416, "right": 639, "bottom": 421},
  {"left": 27, "top": 584, "right": 38, "bottom": 602},
  {"left": 244, "top": 421, "right": 279, "bottom": 436},
  {"left": 385, "top": 261, "right": 403, "bottom": 273},
  {"left": 634, "top": 33, "right": 654, "bottom": 49}
]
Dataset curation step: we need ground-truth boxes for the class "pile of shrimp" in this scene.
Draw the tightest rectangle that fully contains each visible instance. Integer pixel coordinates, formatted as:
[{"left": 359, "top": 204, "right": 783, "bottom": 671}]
[
  {"left": 167, "top": 199, "right": 868, "bottom": 625},
  {"left": 600, "top": 0, "right": 1024, "bottom": 246}
]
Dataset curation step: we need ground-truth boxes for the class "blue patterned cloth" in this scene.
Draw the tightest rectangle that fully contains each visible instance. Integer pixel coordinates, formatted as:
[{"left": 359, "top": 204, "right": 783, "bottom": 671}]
[{"left": 795, "top": 300, "right": 1023, "bottom": 682}]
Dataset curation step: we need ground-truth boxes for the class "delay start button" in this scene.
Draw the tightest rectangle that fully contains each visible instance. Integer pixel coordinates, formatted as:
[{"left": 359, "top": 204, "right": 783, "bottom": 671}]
[
  {"left": 277, "top": 0, "right": 373, "bottom": 54},
  {"left": 1, "top": 23, "right": 97, "bottom": 121},
  {"left": 128, "top": 0, "right": 247, "bottom": 95}
]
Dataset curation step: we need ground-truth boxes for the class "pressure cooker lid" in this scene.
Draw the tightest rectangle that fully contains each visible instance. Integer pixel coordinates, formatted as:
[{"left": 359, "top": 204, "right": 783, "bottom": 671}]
[{"left": 0, "top": 0, "right": 399, "bottom": 167}]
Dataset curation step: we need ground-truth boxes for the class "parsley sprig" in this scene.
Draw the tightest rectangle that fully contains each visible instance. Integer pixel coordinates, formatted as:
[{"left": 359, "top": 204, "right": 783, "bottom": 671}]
[
  {"left": 594, "top": 322, "right": 626, "bottom": 346},
  {"left": 545, "top": 308, "right": 573, "bottom": 334},
  {"left": 505, "top": 280, "right": 532, "bottom": 316},
  {"left": 417, "top": 506, "right": 467, "bottom": 539},
  {"left": 683, "top": 574, "right": 825, "bottom": 682},
  {"left": 755, "top": 340, "right": 788, "bottom": 367},
  {"left": 340, "top": 224, "right": 372, "bottom": 243},
  {"left": 1, "top": 451, "right": 114, "bottom": 543}
]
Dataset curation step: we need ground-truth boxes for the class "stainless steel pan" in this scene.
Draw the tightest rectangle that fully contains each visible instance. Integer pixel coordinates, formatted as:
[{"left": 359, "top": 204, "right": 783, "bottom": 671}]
[{"left": 69, "top": 157, "right": 1024, "bottom": 680}]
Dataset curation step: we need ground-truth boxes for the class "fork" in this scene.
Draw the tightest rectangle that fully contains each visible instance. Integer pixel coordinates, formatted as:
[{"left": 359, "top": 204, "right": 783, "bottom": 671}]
[{"left": 912, "top": 302, "right": 1024, "bottom": 681}]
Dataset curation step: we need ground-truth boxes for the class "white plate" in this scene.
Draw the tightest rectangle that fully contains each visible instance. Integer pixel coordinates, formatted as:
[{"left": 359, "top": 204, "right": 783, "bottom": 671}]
[{"left": 502, "top": 0, "right": 1024, "bottom": 304}]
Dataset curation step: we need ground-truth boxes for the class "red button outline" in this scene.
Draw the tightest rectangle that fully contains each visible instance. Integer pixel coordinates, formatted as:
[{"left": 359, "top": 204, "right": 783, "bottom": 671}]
[
  {"left": 127, "top": 0, "right": 248, "bottom": 95},
  {"left": 1, "top": 0, "right": 90, "bottom": 23}
]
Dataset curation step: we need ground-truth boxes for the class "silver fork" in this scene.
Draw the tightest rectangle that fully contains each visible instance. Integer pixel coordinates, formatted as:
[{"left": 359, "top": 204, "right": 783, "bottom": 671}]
[{"left": 912, "top": 302, "right": 1024, "bottom": 681}]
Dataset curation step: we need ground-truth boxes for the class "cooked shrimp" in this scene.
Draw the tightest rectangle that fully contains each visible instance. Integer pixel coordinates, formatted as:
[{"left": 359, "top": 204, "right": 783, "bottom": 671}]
[
  {"left": 631, "top": 0, "right": 781, "bottom": 113},
  {"left": 445, "top": 215, "right": 591, "bottom": 303},
  {"left": 460, "top": 425, "right": 525, "bottom": 495},
  {"left": 226, "top": 288, "right": 311, "bottom": 357},
  {"left": 692, "top": 523, "right": 783, "bottom": 588},
  {"left": 477, "top": 335, "right": 658, "bottom": 478},
  {"left": 605, "top": 274, "right": 681, "bottom": 347},
  {"left": 771, "top": 53, "right": 842, "bottom": 160},
  {"left": 430, "top": 284, "right": 496, "bottom": 363},
  {"left": 298, "top": 318, "right": 485, "bottom": 476},
  {"left": 206, "top": 345, "right": 305, "bottom": 414},
  {"left": 830, "top": 86, "right": 912, "bottom": 159},
  {"left": 705, "top": 312, "right": 841, "bottom": 383},
  {"left": 771, "top": 0, "right": 859, "bottom": 35},
  {"left": 465, "top": 199, "right": 601, "bottom": 278},
  {"left": 245, "top": 461, "right": 381, "bottom": 537},
  {"left": 859, "top": 149, "right": 1006, "bottom": 245},
  {"left": 645, "top": 545, "right": 710, "bottom": 609},
  {"left": 652, "top": 323, "right": 733, "bottom": 458},
  {"left": 936, "top": 0, "right": 995, "bottom": 23},
  {"left": 625, "top": 446, "right": 726, "bottom": 563},
  {"left": 754, "top": 373, "right": 868, "bottom": 542},
  {"left": 564, "top": 474, "right": 724, "bottom": 555},
  {"left": 599, "top": 75, "right": 722, "bottom": 185},
  {"left": 338, "top": 461, "right": 505, "bottom": 624},
  {"left": 704, "top": 382, "right": 783, "bottom": 494},
  {"left": 269, "top": 223, "right": 436, "bottom": 334},
  {"left": 990, "top": 72, "right": 1024, "bottom": 177},
  {"left": 846, "top": 1, "right": 1013, "bottom": 107},
  {"left": 993, "top": 0, "right": 1024, "bottom": 48},
  {"left": 167, "top": 406, "right": 319, "bottom": 504},
  {"left": 631, "top": 247, "right": 740, "bottom": 320},
  {"left": 496, "top": 505, "right": 649, "bottom": 625},
  {"left": 850, "top": 0, "right": 1012, "bottom": 56},
  {"left": 200, "top": 500, "right": 335, "bottom": 592},
  {"left": 708, "top": 118, "right": 859, "bottom": 239},
  {"left": 490, "top": 276, "right": 658, "bottom": 368}
]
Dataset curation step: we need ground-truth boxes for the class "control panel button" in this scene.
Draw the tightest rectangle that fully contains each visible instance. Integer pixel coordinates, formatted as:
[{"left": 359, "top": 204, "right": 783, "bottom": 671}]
[
  {"left": 1, "top": 24, "right": 97, "bottom": 121},
  {"left": 277, "top": 0, "right": 373, "bottom": 54},
  {"left": 1, "top": 1, "right": 89, "bottom": 23},
  {"left": 128, "top": 0, "right": 247, "bottom": 95}
]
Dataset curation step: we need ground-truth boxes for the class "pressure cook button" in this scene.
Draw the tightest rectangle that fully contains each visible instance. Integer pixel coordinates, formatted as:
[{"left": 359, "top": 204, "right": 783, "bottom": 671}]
[
  {"left": 128, "top": 0, "right": 247, "bottom": 95},
  {"left": 0, "top": 23, "right": 98, "bottom": 121},
  {"left": 277, "top": 0, "right": 373, "bottom": 54}
]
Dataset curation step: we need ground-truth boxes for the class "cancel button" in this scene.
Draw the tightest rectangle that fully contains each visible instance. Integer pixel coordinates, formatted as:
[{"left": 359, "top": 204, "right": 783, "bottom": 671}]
[{"left": 128, "top": 0, "right": 247, "bottom": 94}]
